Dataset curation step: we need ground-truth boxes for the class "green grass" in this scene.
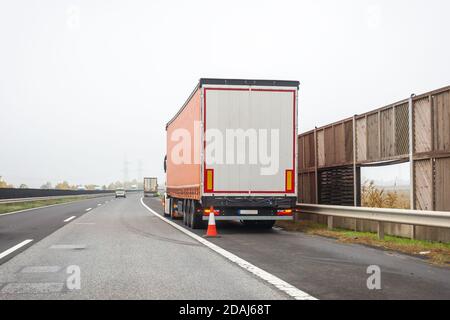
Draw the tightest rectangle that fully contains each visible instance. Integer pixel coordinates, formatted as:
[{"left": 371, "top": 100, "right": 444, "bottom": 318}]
[
  {"left": 338, "top": 229, "right": 450, "bottom": 251},
  {"left": 277, "top": 220, "right": 450, "bottom": 266},
  {"left": 0, "top": 196, "right": 91, "bottom": 215}
]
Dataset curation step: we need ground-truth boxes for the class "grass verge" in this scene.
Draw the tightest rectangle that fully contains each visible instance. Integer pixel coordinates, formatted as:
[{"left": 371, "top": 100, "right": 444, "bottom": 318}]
[
  {"left": 276, "top": 220, "right": 450, "bottom": 266},
  {"left": 0, "top": 196, "right": 92, "bottom": 215}
]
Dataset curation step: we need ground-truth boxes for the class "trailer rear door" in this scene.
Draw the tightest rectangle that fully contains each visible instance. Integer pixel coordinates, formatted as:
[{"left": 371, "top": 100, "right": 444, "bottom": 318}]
[{"left": 203, "top": 86, "right": 297, "bottom": 197}]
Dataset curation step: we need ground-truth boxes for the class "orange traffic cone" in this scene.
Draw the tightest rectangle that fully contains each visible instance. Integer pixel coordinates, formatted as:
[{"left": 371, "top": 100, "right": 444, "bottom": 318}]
[{"left": 204, "top": 208, "right": 219, "bottom": 238}]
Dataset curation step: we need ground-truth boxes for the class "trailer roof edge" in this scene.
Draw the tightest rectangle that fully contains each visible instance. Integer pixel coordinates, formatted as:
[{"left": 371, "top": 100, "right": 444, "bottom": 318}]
[
  {"left": 199, "top": 78, "right": 300, "bottom": 88},
  {"left": 166, "top": 78, "right": 300, "bottom": 129}
]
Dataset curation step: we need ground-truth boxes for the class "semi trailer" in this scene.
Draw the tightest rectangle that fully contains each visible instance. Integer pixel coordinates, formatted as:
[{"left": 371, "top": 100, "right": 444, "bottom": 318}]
[
  {"left": 164, "top": 78, "right": 298, "bottom": 229},
  {"left": 143, "top": 177, "right": 158, "bottom": 197}
]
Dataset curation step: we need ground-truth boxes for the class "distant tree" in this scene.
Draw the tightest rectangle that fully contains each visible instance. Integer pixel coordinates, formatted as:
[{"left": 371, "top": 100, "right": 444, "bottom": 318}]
[
  {"left": 107, "top": 181, "right": 124, "bottom": 190},
  {"left": 0, "top": 176, "right": 13, "bottom": 188},
  {"left": 125, "top": 179, "right": 139, "bottom": 189},
  {"left": 19, "top": 184, "right": 28, "bottom": 189},
  {"left": 85, "top": 184, "right": 96, "bottom": 190},
  {"left": 102, "top": 185, "right": 107, "bottom": 190},
  {"left": 40, "top": 181, "right": 53, "bottom": 189},
  {"left": 55, "top": 181, "right": 71, "bottom": 190}
]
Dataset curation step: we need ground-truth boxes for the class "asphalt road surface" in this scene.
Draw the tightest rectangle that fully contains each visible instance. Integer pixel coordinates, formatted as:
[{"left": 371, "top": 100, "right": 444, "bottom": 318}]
[
  {"left": 142, "top": 197, "right": 450, "bottom": 300},
  {"left": 0, "top": 193, "right": 448, "bottom": 300},
  {"left": 0, "top": 194, "right": 288, "bottom": 299},
  {"left": 0, "top": 195, "right": 114, "bottom": 264}
]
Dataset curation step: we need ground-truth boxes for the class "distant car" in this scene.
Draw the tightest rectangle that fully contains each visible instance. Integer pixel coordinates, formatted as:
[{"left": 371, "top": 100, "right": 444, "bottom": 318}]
[
  {"left": 115, "top": 188, "right": 126, "bottom": 198},
  {"left": 77, "top": 186, "right": 86, "bottom": 191}
]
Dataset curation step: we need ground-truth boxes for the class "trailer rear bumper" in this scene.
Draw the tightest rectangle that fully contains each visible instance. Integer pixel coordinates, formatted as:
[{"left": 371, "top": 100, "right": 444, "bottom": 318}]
[
  {"left": 202, "top": 215, "right": 293, "bottom": 221},
  {"left": 201, "top": 196, "right": 297, "bottom": 208}
]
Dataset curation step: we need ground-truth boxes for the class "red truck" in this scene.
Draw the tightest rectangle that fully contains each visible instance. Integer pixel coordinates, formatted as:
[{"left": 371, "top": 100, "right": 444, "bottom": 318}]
[{"left": 164, "top": 78, "right": 298, "bottom": 229}]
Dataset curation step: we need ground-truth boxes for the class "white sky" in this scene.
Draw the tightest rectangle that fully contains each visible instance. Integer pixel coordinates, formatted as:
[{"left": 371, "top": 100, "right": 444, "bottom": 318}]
[{"left": 1, "top": 0, "right": 449, "bottom": 187}]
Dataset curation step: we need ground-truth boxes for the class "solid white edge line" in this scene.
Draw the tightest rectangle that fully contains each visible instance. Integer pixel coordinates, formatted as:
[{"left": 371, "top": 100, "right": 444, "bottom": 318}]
[
  {"left": 0, "top": 239, "right": 33, "bottom": 260},
  {"left": 139, "top": 197, "right": 317, "bottom": 300},
  {"left": 63, "top": 216, "right": 76, "bottom": 222},
  {"left": 85, "top": 208, "right": 92, "bottom": 211}
]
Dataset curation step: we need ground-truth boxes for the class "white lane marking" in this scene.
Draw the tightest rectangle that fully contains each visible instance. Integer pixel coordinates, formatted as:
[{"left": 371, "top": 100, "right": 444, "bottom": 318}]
[
  {"left": 1, "top": 282, "right": 64, "bottom": 294},
  {"left": 85, "top": 208, "right": 92, "bottom": 211},
  {"left": 63, "top": 216, "right": 76, "bottom": 222},
  {"left": 0, "top": 239, "right": 33, "bottom": 260},
  {"left": 21, "top": 266, "right": 61, "bottom": 273},
  {"left": 50, "top": 244, "right": 86, "bottom": 250},
  {"left": 139, "top": 198, "right": 317, "bottom": 300}
]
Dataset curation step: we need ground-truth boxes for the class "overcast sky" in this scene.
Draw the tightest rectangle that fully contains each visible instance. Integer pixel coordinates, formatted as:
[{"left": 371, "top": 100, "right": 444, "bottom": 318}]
[{"left": 1, "top": 0, "right": 449, "bottom": 187}]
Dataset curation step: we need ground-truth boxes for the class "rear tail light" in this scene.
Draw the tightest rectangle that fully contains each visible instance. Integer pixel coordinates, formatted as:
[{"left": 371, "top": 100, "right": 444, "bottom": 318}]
[
  {"left": 276, "top": 209, "right": 293, "bottom": 216},
  {"left": 203, "top": 208, "right": 220, "bottom": 216}
]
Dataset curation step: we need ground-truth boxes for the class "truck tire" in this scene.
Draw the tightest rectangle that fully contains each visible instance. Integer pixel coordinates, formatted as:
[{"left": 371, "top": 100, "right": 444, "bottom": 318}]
[
  {"left": 191, "top": 213, "right": 203, "bottom": 229},
  {"left": 183, "top": 206, "right": 188, "bottom": 225},
  {"left": 170, "top": 199, "right": 178, "bottom": 219},
  {"left": 190, "top": 200, "right": 204, "bottom": 229},
  {"left": 187, "top": 210, "right": 192, "bottom": 228},
  {"left": 183, "top": 200, "right": 189, "bottom": 226}
]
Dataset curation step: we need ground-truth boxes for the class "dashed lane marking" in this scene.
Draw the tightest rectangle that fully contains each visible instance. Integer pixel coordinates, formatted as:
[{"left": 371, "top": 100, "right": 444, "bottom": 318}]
[
  {"left": 1, "top": 282, "right": 64, "bottom": 294},
  {"left": 0, "top": 240, "right": 33, "bottom": 260},
  {"left": 49, "top": 244, "right": 86, "bottom": 250},
  {"left": 21, "top": 266, "right": 61, "bottom": 273},
  {"left": 63, "top": 216, "right": 76, "bottom": 223}
]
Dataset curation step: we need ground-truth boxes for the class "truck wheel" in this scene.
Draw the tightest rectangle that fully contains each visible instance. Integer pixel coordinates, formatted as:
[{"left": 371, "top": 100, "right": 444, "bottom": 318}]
[
  {"left": 191, "top": 212, "right": 203, "bottom": 229},
  {"left": 187, "top": 210, "right": 192, "bottom": 228},
  {"left": 190, "top": 201, "right": 203, "bottom": 229},
  {"left": 170, "top": 199, "right": 178, "bottom": 219},
  {"left": 183, "top": 208, "right": 187, "bottom": 225},
  {"left": 183, "top": 200, "right": 189, "bottom": 226}
]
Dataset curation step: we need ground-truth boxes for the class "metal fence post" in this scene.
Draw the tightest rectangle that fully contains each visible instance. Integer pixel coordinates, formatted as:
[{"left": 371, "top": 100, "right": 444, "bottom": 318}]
[
  {"left": 327, "top": 216, "right": 333, "bottom": 230},
  {"left": 408, "top": 94, "right": 415, "bottom": 239},
  {"left": 314, "top": 128, "right": 319, "bottom": 204},
  {"left": 352, "top": 115, "right": 358, "bottom": 231},
  {"left": 377, "top": 222, "right": 385, "bottom": 240}
]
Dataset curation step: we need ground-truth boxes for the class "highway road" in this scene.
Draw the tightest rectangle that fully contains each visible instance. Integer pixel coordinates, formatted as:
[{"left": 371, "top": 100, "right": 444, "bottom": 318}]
[
  {"left": 0, "top": 193, "right": 448, "bottom": 299},
  {"left": 0, "top": 195, "right": 114, "bottom": 264},
  {"left": 0, "top": 193, "right": 289, "bottom": 299},
  {"left": 142, "top": 197, "right": 450, "bottom": 300}
]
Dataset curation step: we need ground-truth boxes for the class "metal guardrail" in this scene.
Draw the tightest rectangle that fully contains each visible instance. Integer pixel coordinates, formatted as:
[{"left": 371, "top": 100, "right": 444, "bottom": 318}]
[
  {"left": 297, "top": 203, "right": 450, "bottom": 239},
  {"left": 0, "top": 188, "right": 115, "bottom": 200},
  {"left": 0, "top": 193, "right": 114, "bottom": 204}
]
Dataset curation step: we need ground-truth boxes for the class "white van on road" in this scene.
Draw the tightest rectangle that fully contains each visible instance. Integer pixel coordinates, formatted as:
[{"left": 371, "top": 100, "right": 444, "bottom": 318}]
[{"left": 115, "top": 188, "right": 126, "bottom": 198}]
